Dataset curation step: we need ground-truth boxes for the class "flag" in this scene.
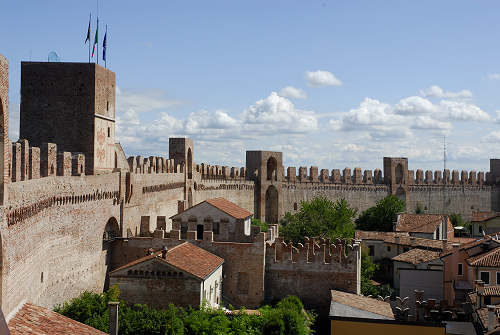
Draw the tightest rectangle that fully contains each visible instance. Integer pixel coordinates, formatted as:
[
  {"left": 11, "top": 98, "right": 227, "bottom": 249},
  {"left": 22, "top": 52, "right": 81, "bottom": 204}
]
[
  {"left": 85, "top": 15, "right": 91, "bottom": 44},
  {"left": 92, "top": 18, "right": 99, "bottom": 57},
  {"left": 102, "top": 29, "right": 107, "bottom": 62}
]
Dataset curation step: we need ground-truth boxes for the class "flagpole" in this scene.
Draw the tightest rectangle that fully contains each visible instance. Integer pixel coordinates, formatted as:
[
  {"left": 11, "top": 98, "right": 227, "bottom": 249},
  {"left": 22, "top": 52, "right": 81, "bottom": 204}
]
[
  {"left": 105, "top": 25, "right": 107, "bottom": 68},
  {"left": 96, "top": 0, "right": 99, "bottom": 65},
  {"left": 88, "top": 13, "right": 91, "bottom": 63}
]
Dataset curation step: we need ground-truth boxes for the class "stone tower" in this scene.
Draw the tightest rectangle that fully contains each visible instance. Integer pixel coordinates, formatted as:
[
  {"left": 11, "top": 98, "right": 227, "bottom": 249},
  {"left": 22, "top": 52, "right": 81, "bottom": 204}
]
[
  {"left": 383, "top": 157, "right": 408, "bottom": 203},
  {"left": 246, "top": 151, "right": 283, "bottom": 223},
  {"left": 169, "top": 138, "right": 194, "bottom": 207},
  {"left": 20, "top": 62, "right": 116, "bottom": 175},
  {"left": 0, "top": 54, "right": 9, "bottom": 205}
]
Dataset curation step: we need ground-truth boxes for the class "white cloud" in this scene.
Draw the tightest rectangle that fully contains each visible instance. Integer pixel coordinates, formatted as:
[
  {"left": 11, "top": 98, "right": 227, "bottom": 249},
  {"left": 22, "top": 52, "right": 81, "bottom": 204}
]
[
  {"left": 411, "top": 116, "right": 452, "bottom": 131},
  {"left": 305, "top": 70, "right": 342, "bottom": 87},
  {"left": 242, "top": 92, "right": 318, "bottom": 133},
  {"left": 395, "top": 96, "right": 437, "bottom": 115},
  {"left": 482, "top": 131, "right": 500, "bottom": 143},
  {"left": 336, "top": 98, "right": 404, "bottom": 130},
  {"left": 439, "top": 100, "right": 490, "bottom": 122},
  {"left": 419, "top": 85, "right": 472, "bottom": 99},
  {"left": 279, "top": 86, "right": 307, "bottom": 99},
  {"left": 116, "top": 87, "right": 182, "bottom": 114},
  {"left": 488, "top": 74, "right": 500, "bottom": 80}
]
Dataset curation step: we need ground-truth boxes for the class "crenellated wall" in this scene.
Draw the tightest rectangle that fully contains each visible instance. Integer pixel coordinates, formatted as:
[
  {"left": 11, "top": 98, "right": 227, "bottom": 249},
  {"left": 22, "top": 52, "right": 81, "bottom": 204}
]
[{"left": 265, "top": 237, "right": 360, "bottom": 313}]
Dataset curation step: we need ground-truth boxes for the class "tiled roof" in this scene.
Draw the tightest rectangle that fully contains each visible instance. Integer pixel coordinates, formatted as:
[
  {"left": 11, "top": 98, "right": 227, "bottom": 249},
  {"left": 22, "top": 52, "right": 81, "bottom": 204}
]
[
  {"left": 110, "top": 242, "right": 224, "bottom": 280},
  {"left": 355, "top": 230, "right": 453, "bottom": 251},
  {"left": 392, "top": 248, "right": 441, "bottom": 265},
  {"left": 472, "top": 212, "right": 500, "bottom": 222},
  {"left": 395, "top": 214, "right": 445, "bottom": 233},
  {"left": 477, "top": 306, "right": 500, "bottom": 331},
  {"left": 467, "top": 247, "right": 500, "bottom": 267},
  {"left": 8, "top": 302, "right": 106, "bottom": 335},
  {"left": 330, "top": 290, "right": 394, "bottom": 319},
  {"left": 205, "top": 198, "right": 253, "bottom": 219}
]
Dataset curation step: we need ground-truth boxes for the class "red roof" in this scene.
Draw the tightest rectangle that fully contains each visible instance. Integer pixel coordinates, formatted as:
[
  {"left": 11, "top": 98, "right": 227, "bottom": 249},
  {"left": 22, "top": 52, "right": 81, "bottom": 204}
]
[
  {"left": 205, "top": 198, "right": 253, "bottom": 219},
  {"left": 395, "top": 214, "right": 446, "bottom": 233},
  {"left": 467, "top": 247, "right": 500, "bottom": 267},
  {"left": 8, "top": 302, "right": 106, "bottom": 335},
  {"left": 472, "top": 212, "right": 500, "bottom": 222},
  {"left": 110, "top": 242, "right": 224, "bottom": 280},
  {"left": 392, "top": 248, "right": 441, "bottom": 265}
]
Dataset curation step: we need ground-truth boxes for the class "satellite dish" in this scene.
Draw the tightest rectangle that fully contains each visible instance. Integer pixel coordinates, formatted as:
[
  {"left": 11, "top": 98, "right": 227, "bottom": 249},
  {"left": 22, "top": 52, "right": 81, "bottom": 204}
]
[{"left": 47, "top": 51, "right": 60, "bottom": 62}]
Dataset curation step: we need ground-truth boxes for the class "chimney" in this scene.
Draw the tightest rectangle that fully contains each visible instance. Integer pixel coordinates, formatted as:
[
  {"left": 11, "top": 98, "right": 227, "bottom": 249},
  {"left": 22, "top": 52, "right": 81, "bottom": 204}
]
[
  {"left": 476, "top": 280, "right": 485, "bottom": 309},
  {"left": 452, "top": 243, "right": 460, "bottom": 249},
  {"left": 442, "top": 239, "right": 447, "bottom": 251},
  {"left": 414, "top": 290, "right": 425, "bottom": 321},
  {"left": 409, "top": 237, "right": 416, "bottom": 247},
  {"left": 488, "top": 305, "right": 497, "bottom": 332},
  {"left": 161, "top": 246, "right": 168, "bottom": 259},
  {"left": 108, "top": 301, "right": 119, "bottom": 335},
  {"left": 394, "top": 236, "right": 400, "bottom": 245}
]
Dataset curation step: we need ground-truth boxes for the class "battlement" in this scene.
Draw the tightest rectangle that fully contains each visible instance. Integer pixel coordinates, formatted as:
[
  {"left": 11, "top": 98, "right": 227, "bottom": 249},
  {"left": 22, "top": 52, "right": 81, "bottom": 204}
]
[
  {"left": 285, "top": 166, "right": 384, "bottom": 185},
  {"left": 127, "top": 155, "right": 180, "bottom": 174},
  {"left": 198, "top": 163, "right": 246, "bottom": 180},
  {"left": 408, "top": 168, "right": 490, "bottom": 186},
  {"left": 266, "top": 236, "right": 360, "bottom": 265},
  {"left": 10, "top": 139, "right": 86, "bottom": 182}
]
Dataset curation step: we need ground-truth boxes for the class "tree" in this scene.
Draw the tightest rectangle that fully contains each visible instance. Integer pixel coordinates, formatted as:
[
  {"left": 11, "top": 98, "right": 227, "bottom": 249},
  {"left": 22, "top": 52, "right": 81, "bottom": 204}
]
[
  {"left": 280, "top": 197, "right": 356, "bottom": 244},
  {"left": 251, "top": 218, "right": 269, "bottom": 232},
  {"left": 449, "top": 213, "right": 464, "bottom": 227},
  {"left": 355, "top": 195, "right": 405, "bottom": 232},
  {"left": 360, "top": 251, "right": 393, "bottom": 297}
]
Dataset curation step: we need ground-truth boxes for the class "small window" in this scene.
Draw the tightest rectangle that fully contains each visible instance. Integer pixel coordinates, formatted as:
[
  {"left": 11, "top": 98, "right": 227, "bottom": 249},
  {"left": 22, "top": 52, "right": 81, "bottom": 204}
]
[
  {"left": 107, "top": 101, "right": 109, "bottom": 111},
  {"left": 403, "top": 247, "right": 409, "bottom": 253},
  {"left": 368, "top": 245, "right": 375, "bottom": 256},
  {"left": 213, "top": 222, "right": 220, "bottom": 235},
  {"left": 497, "top": 272, "right": 500, "bottom": 285},
  {"left": 41, "top": 272, "right": 44, "bottom": 283},
  {"left": 479, "top": 226, "right": 484, "bottom": 235},
  {"left": 485, "top": 296, "right": 492, "bottom": 305},
  {"left": 458, "top": 263, "right": 463, "bottom": 276},
  {"left": 387, "top": 246, "right": 391, "bottom": 252},
  {"left": 293, "top": 203, "right": 298, "bottom": 210},
  {"left": 107, "top": 127, "right": 111, "bottom": 137},
  {"left": 480, "top": 271, "right": 490, "bottom": 285}
]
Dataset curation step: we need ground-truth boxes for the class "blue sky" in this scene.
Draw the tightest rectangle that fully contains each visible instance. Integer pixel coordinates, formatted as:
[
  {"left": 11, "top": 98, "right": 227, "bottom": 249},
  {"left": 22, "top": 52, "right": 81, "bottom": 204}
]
[{"left": 1, "top": 1, "right": 500, "bottom": 172}]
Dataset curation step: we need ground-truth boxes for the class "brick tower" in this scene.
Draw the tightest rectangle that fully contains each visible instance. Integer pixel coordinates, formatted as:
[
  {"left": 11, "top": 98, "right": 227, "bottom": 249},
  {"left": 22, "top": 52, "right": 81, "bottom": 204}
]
[{"left": 20, "top": 62, "right": 116, "bottom": 175}]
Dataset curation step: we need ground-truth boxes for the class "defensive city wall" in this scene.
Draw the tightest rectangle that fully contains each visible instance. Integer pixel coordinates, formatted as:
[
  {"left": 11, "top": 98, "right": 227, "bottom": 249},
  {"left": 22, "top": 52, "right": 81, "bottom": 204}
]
[{"left": 0, "top": 55, "right": 498, "bottom": 317}]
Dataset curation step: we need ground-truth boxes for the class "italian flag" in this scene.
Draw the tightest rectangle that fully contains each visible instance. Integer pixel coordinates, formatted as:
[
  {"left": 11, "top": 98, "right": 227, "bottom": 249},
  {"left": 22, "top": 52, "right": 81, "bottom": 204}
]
[{"left": 92, "top": 19, "right": 99, "bottom": 57}]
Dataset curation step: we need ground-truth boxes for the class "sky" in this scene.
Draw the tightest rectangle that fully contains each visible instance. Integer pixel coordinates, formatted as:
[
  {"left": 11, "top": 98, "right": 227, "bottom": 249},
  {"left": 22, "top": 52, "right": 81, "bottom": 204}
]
[{"left": 1, "top": 1, "right": 500, "bottom": 172}]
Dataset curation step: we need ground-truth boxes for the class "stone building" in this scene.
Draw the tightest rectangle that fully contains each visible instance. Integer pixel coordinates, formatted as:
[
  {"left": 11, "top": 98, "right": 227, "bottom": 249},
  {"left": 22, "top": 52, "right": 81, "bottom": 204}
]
[
  {"left": 0, "top": 55, "right": 498, "bottom": 320},
  {"left": 109, "top": 242, "right": 223, "bottom": 308},
  {"left": 395, "top": 214, "right": 453, "bottom": 240}
]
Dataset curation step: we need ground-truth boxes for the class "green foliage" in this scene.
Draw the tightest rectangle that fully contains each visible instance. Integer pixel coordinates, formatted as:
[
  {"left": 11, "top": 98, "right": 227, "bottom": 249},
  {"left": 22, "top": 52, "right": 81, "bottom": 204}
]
[
  {"left": 251, "top": 218, "right": 269, "bottom": 232},
  {"left": 55, "top": 289, "right": 313, "bottom": 335},
  {"left": 360, "top": 251, "right": 394, "bottom": 297},
  {"left": 279, "top": 197, "right": 356, "bottom": 244},
  {"left": 449, "top": 213, "right": 464, "bottom": 227},
  {"left": 355, "top": 195, "right": 405, "bottom": 232},
  {"left": 415, "top": 203, "right": 423, "bottom": 214}
]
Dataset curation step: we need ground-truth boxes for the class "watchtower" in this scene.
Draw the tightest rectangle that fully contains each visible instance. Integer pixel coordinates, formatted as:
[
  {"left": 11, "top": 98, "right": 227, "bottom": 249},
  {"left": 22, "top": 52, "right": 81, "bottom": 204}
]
[
  {"left": 20, "top": 62, "right": 116, "bottom": 175},
  {"left": 0, "top": 54, "right": 10, "bottom": 204},
  {"left": 383, "top": 157, "right": 408, "bottom": 203},
  {"left": 169, "top": 138, "right": 194, "bottom": 207},
  {"left": 246, "top": 151, "right": 283, "bottom": 223}
]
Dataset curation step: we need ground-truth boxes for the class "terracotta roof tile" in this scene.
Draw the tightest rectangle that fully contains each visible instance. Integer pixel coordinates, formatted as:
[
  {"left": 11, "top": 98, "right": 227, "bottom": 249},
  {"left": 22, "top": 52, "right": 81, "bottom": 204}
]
[
  {"left": 330, "top": 290, "right": 394, "bottom": 319},
  {"left": 205, "top": 198, "right": 253, "bottom": 219},
  {"left": 483, "top": 286, "right": 500, "bottom": 296},
  {"left": 477, "top": 306, "right": 500, "bottom": 331},
  {"left": 8, "top": 302, "right": 106, "bottom": 335},
  {"left": 467, "top": 247, "right": 500, "bottom": 267},
  {"left": 355, "top": 230, "right": 453, "bottom": 251},
  {"left": 472, "top": 212, "right": 500, "bottom": 222},
  {"left": 392, "top": 248, "right": 441, "bottom": 265},
  {"left": 395, "top": 214, "right": 446, "bottom": 233},
  {"left": 111, "top": 242, "right": 224, "bottom": 280}
]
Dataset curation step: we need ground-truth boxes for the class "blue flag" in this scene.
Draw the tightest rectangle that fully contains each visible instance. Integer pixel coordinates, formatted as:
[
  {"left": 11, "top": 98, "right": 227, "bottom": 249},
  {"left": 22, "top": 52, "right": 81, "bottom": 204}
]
[{"left": 102, "top": 29, "right": 107, "bottom": 62}]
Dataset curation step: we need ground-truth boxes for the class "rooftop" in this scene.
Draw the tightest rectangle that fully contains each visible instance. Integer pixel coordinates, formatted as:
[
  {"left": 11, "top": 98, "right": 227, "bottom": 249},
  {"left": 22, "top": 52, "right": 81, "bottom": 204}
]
[
  {"left": 8, "top": 302, "right": 106, "bottom": 335},
  {"left": 467, "top": 247, "right": 500, "bottom": 267},
  {"left": 392, "top": 248, "right": 441, "bottom": 265},
  {"left": 110, "top": 242, "right": 224, "bottom": 280},
  {"left": 395, "top": 214, "right": 446, "bottom": 234},
  {"left": 355, "top": 230, "right": 453, "bottom": 251},
  {"left": 330, "top": 290, "right": 394, "bottom": 319},
  {"left": 472, "top": 212, "right": 500, "bottom": 223},
  {"left": 171, "top": 197, "right": 253, "bottom": 220}
]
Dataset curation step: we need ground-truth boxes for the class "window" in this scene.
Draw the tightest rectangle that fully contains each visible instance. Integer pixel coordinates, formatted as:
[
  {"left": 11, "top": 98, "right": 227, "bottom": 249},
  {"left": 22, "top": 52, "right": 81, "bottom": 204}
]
[
  {"left": 107, "top": 101, "right": 109, "bottom": 111},
  {"left": 293, "top": 203, "right": 298, "bottom": 210},
  {"left": 480, "top": 271, "right": 490, "bottom": 285},
  {"left": 213, "top": 222, "right": 220, "bottom": 235},
  {"left": 436, "top": 226, "right": 440, "bottom": 240},
  {"left": 368, "top": 245, "right": 375, "bottom": 256},
  {"left": 458, "top": 263, "right": 463, "bottom": 276},
  {"left": 387, "top": 246, "right": 391, "bottom": 252},
  {"left": 497, "top": 272, "right": 500, "bottom": 285},
  {"left": 403, "top": 247, "right": 409, "bottom": 253},
  {"left": 107, "top": 127, "right": 110, "bottom": 137},
  {"left": 479, "top": 226, "right": 484, "bottom": 235},
  {"left": 485, "top": 296, "right": 492, "bottom": 305}
]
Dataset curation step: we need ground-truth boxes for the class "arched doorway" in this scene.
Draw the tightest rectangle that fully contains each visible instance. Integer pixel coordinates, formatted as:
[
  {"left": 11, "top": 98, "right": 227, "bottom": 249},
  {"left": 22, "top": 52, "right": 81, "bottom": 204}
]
[
  {"left": 103, "top": 217, "right": 120, "bottom": 242},
  {"left": 267, "top": 157, "right": 277, "bottom": 181},
  {"left": 395, "top": 163, "right": 404, "bottom": 184},
  {"left": 265, "top": 185, "right": 278, "bottom": 223},
  {"left": 188, "top": 188, "right": 193, "bottom": 208},
  {"left": 395, "top": 186, "right": 406, "bottom": 204},
  {"left": 187, "top": 148, "right": 193, "bottom": 179}
]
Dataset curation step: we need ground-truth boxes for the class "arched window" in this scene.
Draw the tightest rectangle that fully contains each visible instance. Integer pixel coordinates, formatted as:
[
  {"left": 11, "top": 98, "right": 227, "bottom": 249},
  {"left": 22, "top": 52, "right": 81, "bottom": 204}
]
[
  {"left": 395, "top": 163, "right": 404, "bottom": 184},
  {"left": 187, "top": 148, "right": 193, "bottom": 179},
  {"left": 267, "top": 157, "right": 278, "bottom": 181},
  {"left": 103, "top": 217, "right": 120, "bottom": 242}
]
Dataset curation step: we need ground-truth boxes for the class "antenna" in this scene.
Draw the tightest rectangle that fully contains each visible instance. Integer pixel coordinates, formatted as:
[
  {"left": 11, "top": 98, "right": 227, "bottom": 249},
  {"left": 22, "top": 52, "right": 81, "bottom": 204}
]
[
  {"left": 47, "top": 51, "right": 60, "bottom": 62},
  {"left": 443, "top": 136, "right": 447, "bottom": 172}
]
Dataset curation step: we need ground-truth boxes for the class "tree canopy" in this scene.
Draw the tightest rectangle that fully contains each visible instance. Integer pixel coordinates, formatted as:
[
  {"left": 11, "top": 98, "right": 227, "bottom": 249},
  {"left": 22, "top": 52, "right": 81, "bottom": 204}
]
[
  {"left": 355, "top": 195, "right": 405, "bottom": 232},
  {"left": 54, "top": 287, "right": 314, "bottom": 335},
  {"left": 279, "top": 197, "right": 356, "bottom": 244}
]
